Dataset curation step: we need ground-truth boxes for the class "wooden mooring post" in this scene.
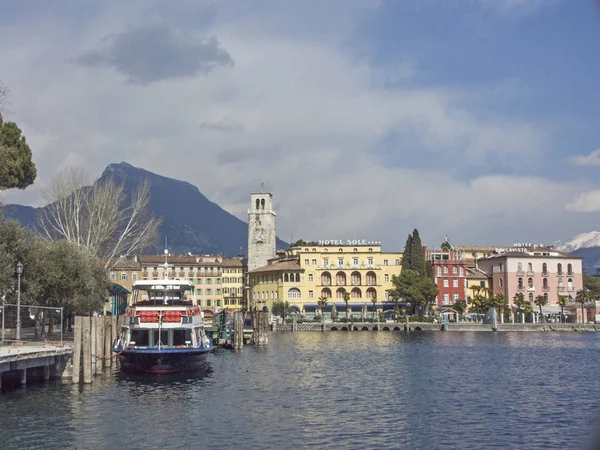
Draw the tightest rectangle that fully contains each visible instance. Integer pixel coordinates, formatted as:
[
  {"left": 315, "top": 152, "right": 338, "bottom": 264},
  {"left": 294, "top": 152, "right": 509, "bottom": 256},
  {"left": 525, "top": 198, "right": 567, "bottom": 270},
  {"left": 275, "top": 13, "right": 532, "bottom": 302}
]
[
  {"left": 82, "top": 317, "right": 92, "bottom": 384},
  {"left": 95, "top": 316, "right": 104, "bottom": 374},
  {"left": 104, "top": 316, "right": 112, "bottom": 369},
  {"left": 254, "top": 311, "right": 269, "bottom": 346},
  {"left": 72, "top": 316, "right": 82, "bottom": 384},
  {"left": 233, "top": 311, "right": 244, "bottom": 350}
]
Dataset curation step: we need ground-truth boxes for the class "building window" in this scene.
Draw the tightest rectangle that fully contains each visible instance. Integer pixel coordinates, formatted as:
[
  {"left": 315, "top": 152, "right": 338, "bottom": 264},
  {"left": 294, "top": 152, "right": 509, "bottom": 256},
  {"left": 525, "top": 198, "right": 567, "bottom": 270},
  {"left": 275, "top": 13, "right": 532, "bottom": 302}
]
[
  {"left": 132, "top": 273, "right": 137, "bottom": 282},
  {"left": 395, "top": 259, "right": 400, "bottom": 265},
  {"left": 338, "top": 258, "right": 344, "bottom": 268},
  {"left": 384, "top": 274, "right": 389, "bottom": 282},
  {"left": 353, "top": 258, "right": 359, "bottom": 267},
  {"left": 207, "top": 299, "right": 212, "bottom": 307},
  {"left": 383, "top": 260, "right": 388, "bottom": 266},
  {"left": 437, "top": 267, "right": 441, "bottom": 276},
  {"left": 338, "top": 248, "right": 343, "bottom": 252},
  {"left": 110, "top": 272, "right": 115, "bottom": 281},
  {"left": 309, "top": 290, "right": 314, "bottom": 299},
  {"left": 453, "top": 279, "right": 458, "bottom": 288},
  {"left": 312, "top": 258, "right": 317, "bottom": 265},
  {"left": 368, "top": 258, "right": 374, "bottom": 267},
  {"left": 567, "top": 263, "right": 573, "bottom": 275},
  {"left": 453, "top": 293, "right": 459, "bottom": 301},
  {"left": 557, "top": 263, "right": 563, "bottom": 275},
  {"left": 206, "top": 289, "right": 212, "bottom": 295},
  {"left": 197, "top": 289, "right": 203, "bottom": 295},
  {"left": 368, "top": 248, "right": 373, "bottom": 252},
  {"left": 529, "top": 293, "right": 534, "bottom": 302},
  {"left": 443, "top": 293, "right": 449, "bottom": 305},
  {"left": 304, "top": 259, "right": 309, "bottom": 265},
  {"left": 443, "top": 279, "right": 449, "bottom": 287},
  {"left": 288, "top": 288, "right": 301, "bottom": 299},
  {"left": 443, "top": 266, "right": 448, "bottom": 274},
  {"left": 119, "top": 273, "right": 127, "bottom": 281},
  {"left": 353, "top": 248, "right": 358, "bottom": 252},
  {"left": 216, "top": 289, "right": 221, "bottom": 295},
  {"left": 528, "top": 278, "right": 533, "bottom": 289},
  {"left": 308, "top": 274, "right": 313, "bottom": 282},
  {"left": 518, "top": 277, "right": 523, "bottom": 289},
  {"left": 452, "top": 267, "right": 457, "bottom": 275},
  {"left": 459, "top": 267, "right": 464, "bottom": 276},
  {"left": 499, "top": 278, "right": 503, "bottom": 288}
]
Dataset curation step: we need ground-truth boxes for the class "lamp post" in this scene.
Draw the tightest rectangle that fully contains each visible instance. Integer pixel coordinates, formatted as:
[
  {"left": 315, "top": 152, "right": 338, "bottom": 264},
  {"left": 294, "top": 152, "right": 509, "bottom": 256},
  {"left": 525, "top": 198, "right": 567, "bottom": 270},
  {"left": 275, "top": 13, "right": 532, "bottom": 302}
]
[{"left": 16, "top": 262, "right": 24, "bottom": 342}]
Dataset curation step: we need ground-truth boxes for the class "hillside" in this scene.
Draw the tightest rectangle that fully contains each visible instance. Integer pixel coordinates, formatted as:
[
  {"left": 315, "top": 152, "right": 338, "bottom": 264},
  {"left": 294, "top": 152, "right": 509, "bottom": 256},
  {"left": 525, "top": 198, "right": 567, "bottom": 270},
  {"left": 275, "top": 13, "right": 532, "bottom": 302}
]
[{"left": 2, "top": 162, "right": 288, "bottom": 256}]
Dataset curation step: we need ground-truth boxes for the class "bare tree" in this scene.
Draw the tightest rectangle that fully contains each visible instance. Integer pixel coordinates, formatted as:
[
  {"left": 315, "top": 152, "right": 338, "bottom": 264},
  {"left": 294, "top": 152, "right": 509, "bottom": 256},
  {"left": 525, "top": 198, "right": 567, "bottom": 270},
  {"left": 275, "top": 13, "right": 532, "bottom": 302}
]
[{"left": 38, "top": 167, "right": 162, "bottom": 268}]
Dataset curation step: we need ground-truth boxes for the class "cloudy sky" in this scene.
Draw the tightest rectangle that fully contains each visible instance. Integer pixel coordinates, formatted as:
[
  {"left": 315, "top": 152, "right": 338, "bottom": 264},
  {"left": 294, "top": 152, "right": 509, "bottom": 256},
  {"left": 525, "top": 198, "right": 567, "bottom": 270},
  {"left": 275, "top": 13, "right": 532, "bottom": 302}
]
[{"left": 1, "top": 0, "right": 600, "bottom": 249}]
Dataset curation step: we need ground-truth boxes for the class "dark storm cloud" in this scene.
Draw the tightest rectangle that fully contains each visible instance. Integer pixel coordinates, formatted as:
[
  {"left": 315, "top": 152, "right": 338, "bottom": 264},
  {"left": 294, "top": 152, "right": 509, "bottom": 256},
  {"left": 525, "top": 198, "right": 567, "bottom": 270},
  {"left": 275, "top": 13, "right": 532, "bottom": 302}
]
[{"left": 75, "top": 24, "right": 233, "bottom": 84}]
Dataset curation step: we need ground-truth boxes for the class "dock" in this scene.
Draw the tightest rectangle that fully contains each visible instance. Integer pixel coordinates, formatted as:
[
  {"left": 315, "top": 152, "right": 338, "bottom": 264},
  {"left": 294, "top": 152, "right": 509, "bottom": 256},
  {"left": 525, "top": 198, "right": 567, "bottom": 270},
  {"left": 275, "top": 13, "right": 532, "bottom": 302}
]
[{"left": 0, "top": 343, "right": 73, "bottom": 390}]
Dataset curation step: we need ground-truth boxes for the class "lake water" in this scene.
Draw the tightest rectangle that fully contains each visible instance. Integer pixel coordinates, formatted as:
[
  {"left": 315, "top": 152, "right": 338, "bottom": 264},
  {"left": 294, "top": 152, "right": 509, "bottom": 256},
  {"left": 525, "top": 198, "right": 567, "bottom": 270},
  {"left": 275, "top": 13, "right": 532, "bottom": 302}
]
[{"left": 1, "top": 331, "right": 600, "bottom": 449}]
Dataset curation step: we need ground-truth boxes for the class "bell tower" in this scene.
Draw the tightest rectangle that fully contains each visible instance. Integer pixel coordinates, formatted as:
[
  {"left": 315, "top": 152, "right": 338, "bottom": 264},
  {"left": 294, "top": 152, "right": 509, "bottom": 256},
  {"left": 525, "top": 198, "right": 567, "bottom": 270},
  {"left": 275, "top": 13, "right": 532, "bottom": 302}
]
[{"left": 247, "top": 190, "right": 277, "bottom": 272}]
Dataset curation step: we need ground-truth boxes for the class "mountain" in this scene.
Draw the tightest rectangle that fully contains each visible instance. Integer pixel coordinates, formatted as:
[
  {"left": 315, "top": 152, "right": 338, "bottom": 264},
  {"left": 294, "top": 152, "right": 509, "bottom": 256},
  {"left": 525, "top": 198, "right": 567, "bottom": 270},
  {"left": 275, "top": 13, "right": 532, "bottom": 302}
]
[
  {"left": 2, "top": 162, "right": 288, "bottom": 256},
  {"left": 555, "top": 231, "right": 600, "bottom": 274}
]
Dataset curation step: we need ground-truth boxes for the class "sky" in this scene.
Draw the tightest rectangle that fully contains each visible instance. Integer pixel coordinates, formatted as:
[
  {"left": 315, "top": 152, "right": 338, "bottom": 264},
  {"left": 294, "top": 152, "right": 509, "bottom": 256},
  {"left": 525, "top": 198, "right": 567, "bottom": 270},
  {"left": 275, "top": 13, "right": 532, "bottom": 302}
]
[{"left": 1, "top": 0, "right": 600, "bottom": 250}]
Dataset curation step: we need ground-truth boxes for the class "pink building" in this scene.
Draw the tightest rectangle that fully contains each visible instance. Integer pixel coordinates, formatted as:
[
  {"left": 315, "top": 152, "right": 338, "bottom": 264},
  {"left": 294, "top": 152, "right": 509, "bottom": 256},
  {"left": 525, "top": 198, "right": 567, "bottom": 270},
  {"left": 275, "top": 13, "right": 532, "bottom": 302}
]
[{"left": 476, "top": 245, "right": 583, "bottom": 317}]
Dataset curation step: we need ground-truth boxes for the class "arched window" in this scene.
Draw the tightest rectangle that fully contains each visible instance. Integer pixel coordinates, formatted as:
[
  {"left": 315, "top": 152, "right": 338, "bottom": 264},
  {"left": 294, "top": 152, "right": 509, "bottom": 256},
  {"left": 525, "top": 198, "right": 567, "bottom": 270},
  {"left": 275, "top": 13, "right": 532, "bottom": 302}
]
[
  {"left": 321, "top": 272, "right": 331, "bottom": 286},
  {"left": 529, "top": 293, "right": 534, "bottom": 302},
  {"left": 437, "top": 267, "right": 441, "bottom": 276},
  {"left": 567, "top": 263, "right": 573, "bottom": 275},
  {"left": 518, "top": 262, "right": 523, "bottom": 273},
  {"left": 443, "top": 266, "right": 448, "bottom": 274},
  {"left": 558, "top": 278, "right": 563, "bottom": 288},
  {"left": 459, "top": 267, "right": 464, "bottom": 276},
  {"left": 557, "top": 263, "right": 563, "bottom": 275},
  {"left": 351, "top": 288, "right": 362, "bottom": 299},
  {"left": 544, "top": 293, "right": 548, "bottom": 303},
  {"left": 338, "top": 248, "right": 343, "bottom": 253},
  {"left": 287, "top": 288, "right": 301, "bottom": 299},
  {"left": 518, "top": 277, "right": 523, "bottom": 289},
  {"left": 336, "top": 272, "right": 346, "bottom": 286},
  {"left": 568, "top": 278, "right": 573, "bottom": 291},
  {"left": 321, "top": 288, "right": 331, "bottom": 298},
  {"left": 542, "top": 263, "right": 548, "bottom": 275},
  {"left": 368, "top": 248, "right": 373, "bottom": 252},
  {"left": 351, "top": 272, "right": 361, "bottom": 286},
  {"left": 353, "top": 248, "right": 358, "bottom": 252},
  {"left": 499, "top": 263, "right": 503, "bottom": 272},
  {"left": 452, "top": 266, "right": 457, "bottom": 275},
  {"left": 499, "top": 277, "right": 503, "bottom": 288},
  {"left": 366, "top": 288, "right": 377, "bottom": 299},
  {"left": 284, "top": 273, "right": 289, "bottom": 282},
  {"left": 543, "top": 278, "right": 548, "bottom": 289},
  {"left": 528, "top": 263, "right": 533, "bottom": 274},
  {"left": 366, "top": 272, "right": 376, "bottom": 286},
  {"left": 336, "top": 288, "right": 346, "bottom": 299},
  {"left": 305, "top": 248, "right": 309, "bottom": 252},
  {"left": 261, "top": 198, "right": 265, "bottom": 209},
  {"left": 295, "top": 273, "right": 300, "bottom": 282},
  {"left": 312, "top": 248, "right": 316, "bottom": 252},
  {"left": 528, "top": 277, "right": 533, "bottom": 288}
]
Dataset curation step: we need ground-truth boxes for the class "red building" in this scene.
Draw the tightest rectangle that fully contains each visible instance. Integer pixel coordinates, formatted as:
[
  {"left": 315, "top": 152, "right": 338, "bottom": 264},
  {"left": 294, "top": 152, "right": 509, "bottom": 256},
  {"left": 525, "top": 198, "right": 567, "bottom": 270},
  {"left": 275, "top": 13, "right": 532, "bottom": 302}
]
[{"left": 427, "top": 237, "right": 467, "bottom": 308}]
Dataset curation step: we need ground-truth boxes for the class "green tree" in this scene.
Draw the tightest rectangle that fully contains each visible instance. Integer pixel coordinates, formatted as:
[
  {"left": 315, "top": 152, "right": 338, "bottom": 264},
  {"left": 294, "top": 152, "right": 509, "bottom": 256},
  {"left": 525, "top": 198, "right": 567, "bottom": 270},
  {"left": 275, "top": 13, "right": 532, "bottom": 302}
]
[
  {"left": 343, "top": 291, "right": 350, "bottom": 321},
  {"left": 513, "top": 292, "right": 526, "bottom": 322},
  {"left": 317, "top": 296, "right": 328, "bottom": 321},
  {"left": 391, "top": 269, "right": 438, "bottom": 315},
  {"left": 583, "top": 273, "right": 600, "bottom": 296},
  {"left": 409, "top": 229, "right": 426, "bottom": 275},
  {"left": 401, "top": 234, "right": 412, "bottom": 268},
  {"left": 271, "top": 300, "right": 291, "bottom": 320},
  {"left": 534, "top": 295, "right": 548, "bottom": 323},
  {"left": 0, "top": 116, "right": 37, "bottom": 191},
  {"left": 557, "top": 295, "right": 568, "bottom": 323},
  {"left": 0, "top": 216, "right": 35, "bottom": 300},
  {"left": 575, "top": 289, "right": 594, "bottom": 324},
  {"left": 452, "top": 299, "right": 467, "bottom": 320}
]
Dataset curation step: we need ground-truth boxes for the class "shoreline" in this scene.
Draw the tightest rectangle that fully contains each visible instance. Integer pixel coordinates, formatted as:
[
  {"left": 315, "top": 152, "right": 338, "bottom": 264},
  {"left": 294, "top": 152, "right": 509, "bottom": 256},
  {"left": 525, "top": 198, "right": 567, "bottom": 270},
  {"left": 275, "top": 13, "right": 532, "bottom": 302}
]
[{"left": 273, "top": 322, "right": 600, "bottom": 332}]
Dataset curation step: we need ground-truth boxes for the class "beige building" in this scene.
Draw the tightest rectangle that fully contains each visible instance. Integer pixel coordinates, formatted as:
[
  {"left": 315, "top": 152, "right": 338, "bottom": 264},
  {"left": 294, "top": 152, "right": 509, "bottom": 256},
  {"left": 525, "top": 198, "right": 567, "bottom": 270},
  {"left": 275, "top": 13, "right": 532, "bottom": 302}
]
[
  {"left": 248, "top": 242, "right": 403, "bottom": 313},
  {"left": 221, "top": 257, "right": 247, "bottom": 310}
]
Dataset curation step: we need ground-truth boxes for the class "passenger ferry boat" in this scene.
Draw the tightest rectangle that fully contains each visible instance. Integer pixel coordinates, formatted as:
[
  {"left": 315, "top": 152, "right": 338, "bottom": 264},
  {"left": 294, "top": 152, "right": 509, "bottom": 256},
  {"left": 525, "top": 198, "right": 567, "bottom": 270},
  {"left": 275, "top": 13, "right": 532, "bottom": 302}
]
[{"left": 112, "top": 253, "right": 214, "bottom": 374}]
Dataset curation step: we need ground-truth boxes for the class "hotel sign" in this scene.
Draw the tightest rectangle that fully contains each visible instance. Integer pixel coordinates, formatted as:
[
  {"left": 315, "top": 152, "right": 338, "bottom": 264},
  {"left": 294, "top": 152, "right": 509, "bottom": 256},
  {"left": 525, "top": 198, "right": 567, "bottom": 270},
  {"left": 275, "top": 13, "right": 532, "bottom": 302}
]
[{"left": 318, "top": 239, "right": 379, "bottom": 246}]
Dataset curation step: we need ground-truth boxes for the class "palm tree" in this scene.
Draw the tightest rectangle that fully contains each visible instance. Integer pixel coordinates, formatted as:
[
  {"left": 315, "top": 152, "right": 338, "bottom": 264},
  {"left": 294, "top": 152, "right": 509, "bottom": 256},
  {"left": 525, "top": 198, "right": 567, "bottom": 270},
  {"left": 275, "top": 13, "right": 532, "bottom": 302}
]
[
  {"left": 452, "top": 300, "right": 467, "bottom": 322},
  {"left": 317, "top": 296, "right": 328, "bottom": 322},
  {"left": 513, "top": 292, "right": 525, "bottom": 323},
  {"left": 493, "top": 293, "right": 507, "bottom": 323},
  {"left": 557, "top": 295, "right": 568, "bottom": 323},
  {"left": 575, "top": 289, "right": 593, "bottom": 324},
  {"left": 371, "top": 294, "right": 377, "bottom": 321},
  {"left": 343, "top": 291, "right": 350, "bottom": 322},
  {"left": 534, "top": 295, "right": 547, "bottom": 323}
]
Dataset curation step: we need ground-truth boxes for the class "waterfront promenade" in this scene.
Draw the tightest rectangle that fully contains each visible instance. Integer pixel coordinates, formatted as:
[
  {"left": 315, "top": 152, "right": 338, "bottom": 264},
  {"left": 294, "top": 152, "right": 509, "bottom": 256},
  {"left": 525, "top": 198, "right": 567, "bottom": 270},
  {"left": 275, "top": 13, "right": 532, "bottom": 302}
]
[{"left": 0, "top": 342, "right": 72, "bottom": 390}]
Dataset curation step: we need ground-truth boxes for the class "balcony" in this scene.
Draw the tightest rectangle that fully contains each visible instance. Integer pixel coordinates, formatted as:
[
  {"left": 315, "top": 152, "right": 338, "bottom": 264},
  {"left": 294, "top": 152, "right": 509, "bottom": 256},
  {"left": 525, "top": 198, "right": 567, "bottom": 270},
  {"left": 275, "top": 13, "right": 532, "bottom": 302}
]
[
  {"left": 542, "top": 287, "right": 550, "bottom": 292},
  {"left": 516, "top": 271, "right": 524, "bottom": 277},
  {"left": 527, "top": 271, "right": 534, "bottom": 276},
  {"left": 557, "top": 286, "right": 565, "bottom": 292},
  {"left": 541, "top": 272, "right": 549, "bottom": 277},
  {"left": 179, "top": 271, "right": 185, "bottom": 277},
  {"left": 152, "top": 271, "right": 159, "bottom": 277},
  {"left": 517, "top": 286, "right": 524, "bottom": 291},
  {"left": 567, "top": 272, "right": 574, "bottom": 277},
  {"left": 142, "top": 272, "right": 149, "bottom": 277},
  {"left": 527, "top": 286, "right": 535, "bottom": 291},
  {"left": 556, "top": 272, "right": 563, "bottom": 277}
]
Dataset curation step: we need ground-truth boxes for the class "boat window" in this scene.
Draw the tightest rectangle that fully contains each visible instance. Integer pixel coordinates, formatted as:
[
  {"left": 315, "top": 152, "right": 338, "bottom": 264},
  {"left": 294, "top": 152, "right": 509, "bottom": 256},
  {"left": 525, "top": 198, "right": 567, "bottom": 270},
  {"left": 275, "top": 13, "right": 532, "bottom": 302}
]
[
  {"left": 152, "top": 330, "right": 169, "bottom": 347},
  {"left": 131, "top": 329, "right": 150, "bottom": 347},
  {"left": 173, "top": 329, "right": 192, "bottom": 346}
]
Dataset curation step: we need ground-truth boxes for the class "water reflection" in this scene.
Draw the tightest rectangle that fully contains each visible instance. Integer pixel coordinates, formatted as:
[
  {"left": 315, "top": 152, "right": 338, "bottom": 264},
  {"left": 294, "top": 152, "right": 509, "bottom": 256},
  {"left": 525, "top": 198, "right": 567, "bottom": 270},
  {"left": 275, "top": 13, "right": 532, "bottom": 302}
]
[{"left": 1, "top": 332, "right": 600, "bottom": 449}]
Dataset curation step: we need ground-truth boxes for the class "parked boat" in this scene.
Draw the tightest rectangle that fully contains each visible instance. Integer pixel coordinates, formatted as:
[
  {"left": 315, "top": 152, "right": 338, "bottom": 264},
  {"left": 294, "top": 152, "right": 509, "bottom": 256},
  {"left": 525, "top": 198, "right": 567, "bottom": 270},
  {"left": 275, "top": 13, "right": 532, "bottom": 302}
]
[{"left": 112, "top": 256, "right": 214, "bottom": 374}]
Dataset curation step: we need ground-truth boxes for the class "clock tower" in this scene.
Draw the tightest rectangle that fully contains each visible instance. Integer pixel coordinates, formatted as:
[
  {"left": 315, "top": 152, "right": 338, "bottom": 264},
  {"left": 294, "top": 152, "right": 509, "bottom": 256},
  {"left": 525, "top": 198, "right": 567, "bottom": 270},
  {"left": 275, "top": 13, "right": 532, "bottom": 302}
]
[{"left": 247, "top": 190, "right": 277, "bottom": 272}]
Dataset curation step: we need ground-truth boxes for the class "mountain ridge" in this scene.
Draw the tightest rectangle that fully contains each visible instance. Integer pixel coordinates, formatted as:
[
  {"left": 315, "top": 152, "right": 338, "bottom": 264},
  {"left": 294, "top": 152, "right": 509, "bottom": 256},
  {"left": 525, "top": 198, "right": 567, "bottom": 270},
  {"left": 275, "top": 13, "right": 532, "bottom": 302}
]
[{"left": 2, "top": 162, "right": 288, "bottom": 256}]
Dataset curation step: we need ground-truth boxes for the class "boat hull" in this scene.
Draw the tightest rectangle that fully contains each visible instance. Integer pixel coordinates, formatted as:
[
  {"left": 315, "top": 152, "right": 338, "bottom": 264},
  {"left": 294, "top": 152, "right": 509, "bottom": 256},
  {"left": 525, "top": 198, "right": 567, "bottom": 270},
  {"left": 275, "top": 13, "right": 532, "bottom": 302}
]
[{"left": 116, "top": 348, "right": 213, "bottom": 374}]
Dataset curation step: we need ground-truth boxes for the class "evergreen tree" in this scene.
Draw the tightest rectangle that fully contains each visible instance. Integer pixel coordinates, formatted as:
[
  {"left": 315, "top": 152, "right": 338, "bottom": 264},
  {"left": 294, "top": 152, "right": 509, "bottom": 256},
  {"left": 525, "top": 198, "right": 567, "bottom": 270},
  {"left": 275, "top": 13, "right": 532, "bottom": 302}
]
[
  {"left": 409, "top": 229, "right": 426, "bottom": 275},
  {"left": 401, "top": 234, "right": 412, "bottom": 268},
  {"left": 0, "top": 115, "right": 37, "bottom": 191}
]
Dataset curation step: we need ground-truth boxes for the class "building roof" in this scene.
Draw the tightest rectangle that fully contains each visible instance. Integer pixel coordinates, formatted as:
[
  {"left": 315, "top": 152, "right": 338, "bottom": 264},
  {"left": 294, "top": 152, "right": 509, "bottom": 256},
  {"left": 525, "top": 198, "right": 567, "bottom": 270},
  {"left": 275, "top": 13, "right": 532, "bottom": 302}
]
[
  {"left": 466, "top": 267, "right": 489, "bottom": 280},
  {"left": 221, "top": 257, "right": 247, "bottom": 267},
  {"left": 248, "top": 260, "right": 303, "bottom": 274},
  {"left": 138, "top": 255, "right": 222, "bottom": 265},
  {"left": 107, "top": 258, "right": 141, "bottom": 270}
]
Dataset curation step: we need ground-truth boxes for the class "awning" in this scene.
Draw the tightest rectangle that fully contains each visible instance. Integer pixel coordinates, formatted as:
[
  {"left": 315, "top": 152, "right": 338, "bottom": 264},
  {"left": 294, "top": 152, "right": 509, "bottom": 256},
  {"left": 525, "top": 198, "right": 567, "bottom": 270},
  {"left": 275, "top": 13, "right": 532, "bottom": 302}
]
[{"left": 539, "top": 305, "right": 572, "bottom": 315}]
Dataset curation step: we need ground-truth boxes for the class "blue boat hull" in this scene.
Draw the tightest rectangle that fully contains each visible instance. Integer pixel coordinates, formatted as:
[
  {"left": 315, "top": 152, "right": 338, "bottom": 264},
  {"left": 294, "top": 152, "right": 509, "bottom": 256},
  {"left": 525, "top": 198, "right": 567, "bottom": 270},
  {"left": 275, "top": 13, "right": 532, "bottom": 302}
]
[{"left": 116, "top": 348, "right": 213, "bottom": 374}]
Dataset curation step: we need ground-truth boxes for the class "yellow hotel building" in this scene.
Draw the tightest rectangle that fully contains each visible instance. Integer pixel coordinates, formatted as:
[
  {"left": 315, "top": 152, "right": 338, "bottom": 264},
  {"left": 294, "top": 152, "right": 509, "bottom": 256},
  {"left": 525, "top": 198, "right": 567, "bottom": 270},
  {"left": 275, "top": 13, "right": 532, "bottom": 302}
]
[{"left": 248, "top": 242, "right": 403, "bottom": 313}]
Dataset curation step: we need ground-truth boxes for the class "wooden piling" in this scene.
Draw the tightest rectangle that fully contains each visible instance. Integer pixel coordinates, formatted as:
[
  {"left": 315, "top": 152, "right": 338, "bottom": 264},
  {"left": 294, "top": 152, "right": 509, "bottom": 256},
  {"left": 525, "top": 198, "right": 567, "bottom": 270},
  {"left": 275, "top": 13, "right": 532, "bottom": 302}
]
[
  {"left": 233, "top": 311, "right": 244, "bottom": 350},
  {"left": 90, "top": 316, "right": 97, "bottom": 376},
  {"left": 104, "top": 316, "right": 112, "bottom": 369},
  {"left": 72, "top": 316, "right": 82, "bottom": 384},
  {"left": 95, "top": 316, "right": 104, "bottom": 374},
  {"left": 82, "top": 317, "right": 92, "bottom": 384},
  {"left": 255, "top": 311, "right": 269, "bottom": 346}
]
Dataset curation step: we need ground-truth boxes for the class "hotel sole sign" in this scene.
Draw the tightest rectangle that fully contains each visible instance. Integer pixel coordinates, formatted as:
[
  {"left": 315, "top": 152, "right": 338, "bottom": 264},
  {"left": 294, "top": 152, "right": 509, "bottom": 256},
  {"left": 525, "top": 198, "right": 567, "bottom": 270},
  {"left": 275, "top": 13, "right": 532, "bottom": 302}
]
[{"left": 318, "top": 240, "right": 378, "bottom": 246}]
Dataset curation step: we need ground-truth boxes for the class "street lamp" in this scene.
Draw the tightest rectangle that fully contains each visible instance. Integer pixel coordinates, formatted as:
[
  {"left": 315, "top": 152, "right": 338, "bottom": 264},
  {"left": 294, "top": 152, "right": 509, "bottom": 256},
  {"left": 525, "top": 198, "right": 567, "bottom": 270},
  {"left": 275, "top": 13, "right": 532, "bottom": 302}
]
[{"left": 16, "top": 262, "right": 24, "bottom": 342}]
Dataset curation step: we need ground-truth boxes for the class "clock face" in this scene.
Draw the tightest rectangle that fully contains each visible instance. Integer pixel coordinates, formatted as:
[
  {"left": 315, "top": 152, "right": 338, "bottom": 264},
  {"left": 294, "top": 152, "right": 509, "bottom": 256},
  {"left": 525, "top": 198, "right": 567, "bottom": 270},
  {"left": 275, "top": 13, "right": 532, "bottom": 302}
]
[{"left": 257, "top": 233, "right": 264, "bottom": 243}]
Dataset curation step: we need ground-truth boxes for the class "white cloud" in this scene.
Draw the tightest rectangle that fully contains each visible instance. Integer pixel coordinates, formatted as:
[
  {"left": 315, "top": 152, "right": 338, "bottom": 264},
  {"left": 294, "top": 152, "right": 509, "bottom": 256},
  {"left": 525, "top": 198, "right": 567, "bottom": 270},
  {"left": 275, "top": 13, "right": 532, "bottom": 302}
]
[
  {"left": 566, "top": 190, "right": 600, "bottom": 213},
  {"left": 0, "top": 1, "right": 592, "bottom": 247},
  {"left": 570, "top": 149, "right": 600, "bottom": 167}
]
